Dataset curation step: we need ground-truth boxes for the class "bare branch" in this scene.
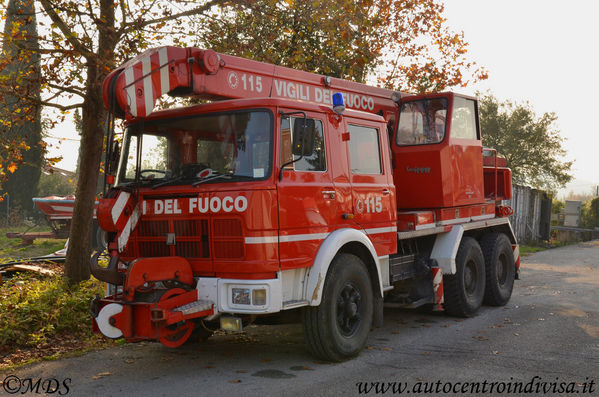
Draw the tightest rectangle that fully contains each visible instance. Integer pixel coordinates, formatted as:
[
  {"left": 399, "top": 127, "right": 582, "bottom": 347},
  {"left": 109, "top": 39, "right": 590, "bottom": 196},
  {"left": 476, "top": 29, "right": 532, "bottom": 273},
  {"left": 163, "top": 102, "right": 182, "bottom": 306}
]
[
  {"left": 38, "top": 0, "right": 95, "bottom": 59},
  {"left": 119, "top": 0, "right": 128, "bottom": 30},
  {"left": 45, "top": 82, "right": 86, "bottom": 97},
  {"left": 41, "top": 100, "right": 84, "bottom": 111},
  {"left": 119, "top": 0, "right": 229, "bottom": 34}
]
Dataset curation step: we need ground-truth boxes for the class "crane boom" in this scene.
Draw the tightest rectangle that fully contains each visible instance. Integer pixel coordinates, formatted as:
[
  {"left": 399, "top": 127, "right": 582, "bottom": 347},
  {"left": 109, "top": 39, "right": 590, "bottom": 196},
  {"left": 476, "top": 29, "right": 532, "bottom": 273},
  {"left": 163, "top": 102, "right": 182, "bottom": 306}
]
[{"left": 103, "top": 46, "right": 400, "bottom": 122}]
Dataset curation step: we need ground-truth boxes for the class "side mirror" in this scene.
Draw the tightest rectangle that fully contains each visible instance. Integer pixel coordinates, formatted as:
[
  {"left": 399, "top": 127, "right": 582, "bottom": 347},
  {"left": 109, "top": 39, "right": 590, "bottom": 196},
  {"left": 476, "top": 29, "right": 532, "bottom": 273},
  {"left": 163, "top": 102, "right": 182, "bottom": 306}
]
[{"left": 292, "top": 118, "right": 315, "bottom": 156}]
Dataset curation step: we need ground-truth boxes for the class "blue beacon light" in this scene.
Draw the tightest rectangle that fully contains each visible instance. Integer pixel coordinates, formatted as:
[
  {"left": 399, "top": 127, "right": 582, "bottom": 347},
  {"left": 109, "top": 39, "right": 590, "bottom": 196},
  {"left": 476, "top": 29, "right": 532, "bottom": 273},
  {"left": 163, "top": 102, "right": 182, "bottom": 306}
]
[{"left": 332, "top": 92, "right": 345, "bottom": 115}]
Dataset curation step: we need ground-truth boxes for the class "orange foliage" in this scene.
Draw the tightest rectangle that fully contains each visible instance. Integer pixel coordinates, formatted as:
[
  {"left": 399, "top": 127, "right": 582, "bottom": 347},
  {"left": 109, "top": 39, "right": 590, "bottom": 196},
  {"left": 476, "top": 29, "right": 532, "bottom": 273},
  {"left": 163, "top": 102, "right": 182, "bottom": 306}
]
[{"left": 199, "top": 0, "right": 487, "bottom": 93}]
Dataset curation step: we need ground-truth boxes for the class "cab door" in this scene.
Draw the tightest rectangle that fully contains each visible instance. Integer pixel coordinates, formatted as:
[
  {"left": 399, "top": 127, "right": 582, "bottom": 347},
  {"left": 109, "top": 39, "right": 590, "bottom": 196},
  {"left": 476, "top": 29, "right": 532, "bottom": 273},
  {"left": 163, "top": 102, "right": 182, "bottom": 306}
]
[
  {"left": 345, "top": 120, "right": 397, "bottom": 256},
  {"left": 277, "top": 111, "right": 337, "bottom": 270}
]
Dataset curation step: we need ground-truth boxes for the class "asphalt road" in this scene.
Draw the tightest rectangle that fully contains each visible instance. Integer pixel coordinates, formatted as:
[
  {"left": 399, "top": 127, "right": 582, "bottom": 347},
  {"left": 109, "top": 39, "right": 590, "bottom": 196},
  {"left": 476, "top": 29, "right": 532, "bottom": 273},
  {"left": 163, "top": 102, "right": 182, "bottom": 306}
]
[{"left": 3, "top": 241, "right": 599, "bottom": 396}]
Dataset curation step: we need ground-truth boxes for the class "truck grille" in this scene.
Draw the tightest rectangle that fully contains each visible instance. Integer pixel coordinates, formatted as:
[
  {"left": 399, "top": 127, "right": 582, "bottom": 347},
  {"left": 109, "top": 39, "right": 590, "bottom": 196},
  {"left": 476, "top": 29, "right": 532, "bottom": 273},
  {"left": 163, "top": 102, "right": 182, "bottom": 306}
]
[
  {"left": 123, "top": 218, "right": 242, "bottom": 260},
  {"left": 213, "top": 219, "right": 244, "bottom": 259}
]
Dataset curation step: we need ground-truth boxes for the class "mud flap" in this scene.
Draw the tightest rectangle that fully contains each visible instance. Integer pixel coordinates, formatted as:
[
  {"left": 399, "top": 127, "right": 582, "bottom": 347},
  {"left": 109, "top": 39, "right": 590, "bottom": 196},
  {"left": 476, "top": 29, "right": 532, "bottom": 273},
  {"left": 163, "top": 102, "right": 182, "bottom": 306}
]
[{"left": 373, "top": 293, "right": 384, "bottom": 328}]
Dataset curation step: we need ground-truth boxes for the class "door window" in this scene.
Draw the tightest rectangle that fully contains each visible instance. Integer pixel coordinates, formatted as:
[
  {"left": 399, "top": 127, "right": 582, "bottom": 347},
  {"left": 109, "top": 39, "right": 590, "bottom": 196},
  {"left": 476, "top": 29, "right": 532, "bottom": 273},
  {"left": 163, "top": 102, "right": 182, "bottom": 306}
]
[
  {"left": 280, "top": 116, "right": 326, "bottom": 171},
  {"left": 348, "top": 124, "right": 381, "bottom": 174}
]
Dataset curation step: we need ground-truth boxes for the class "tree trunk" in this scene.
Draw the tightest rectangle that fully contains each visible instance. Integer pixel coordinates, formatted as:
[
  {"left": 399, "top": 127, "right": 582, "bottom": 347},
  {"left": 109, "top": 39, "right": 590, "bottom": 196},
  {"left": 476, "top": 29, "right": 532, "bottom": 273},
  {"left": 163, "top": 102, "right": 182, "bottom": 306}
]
[
  {"left": 64, "top": 0, "right": 115, "bottom": 285},
  {"left": 63, "top": 70, "right": 104, "bottom": 284}
]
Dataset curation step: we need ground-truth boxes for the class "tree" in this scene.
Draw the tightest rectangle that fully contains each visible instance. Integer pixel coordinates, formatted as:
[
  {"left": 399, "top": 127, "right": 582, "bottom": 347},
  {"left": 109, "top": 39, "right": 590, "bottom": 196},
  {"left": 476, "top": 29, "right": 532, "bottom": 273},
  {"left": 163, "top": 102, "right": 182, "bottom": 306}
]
[
  {"left": 478, "top": 92, "right": 573, "bottom": 192},
  {"left": 0, "top": 0, "right": 42, "bottom": 214},
  {"left": 1, "top": 0, "right": 484, "bottom": 284},
  {"left": 37, "top": 169, "right": 75, "bottom": 197},
  {"left": 0, "top": 0, "right": 229, "bottom": 284},
  {"left": 581, "top": 197, "right": 599, "bottom": 229},
  {"left": 196, "top": 0, "right": 487, "bottom": 92}
]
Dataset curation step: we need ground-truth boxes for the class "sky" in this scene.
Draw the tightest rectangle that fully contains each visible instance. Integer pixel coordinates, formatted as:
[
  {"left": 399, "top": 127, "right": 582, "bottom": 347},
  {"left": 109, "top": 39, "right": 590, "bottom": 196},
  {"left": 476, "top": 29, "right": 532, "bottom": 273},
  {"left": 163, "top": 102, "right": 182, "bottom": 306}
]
[
  {"left": 47, "top": 0, "right": 599, "bottom": 197},
  {"left": 442, "top": 0, "right": 599, "bottom": 197}
]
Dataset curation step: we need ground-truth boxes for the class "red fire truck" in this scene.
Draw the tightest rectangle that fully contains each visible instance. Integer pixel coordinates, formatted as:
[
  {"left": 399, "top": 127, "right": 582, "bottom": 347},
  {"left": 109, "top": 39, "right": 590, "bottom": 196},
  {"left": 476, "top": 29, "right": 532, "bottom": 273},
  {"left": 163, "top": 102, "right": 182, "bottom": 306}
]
[{"left": 90, "top": 46, "right": 518, "bottom": 362}]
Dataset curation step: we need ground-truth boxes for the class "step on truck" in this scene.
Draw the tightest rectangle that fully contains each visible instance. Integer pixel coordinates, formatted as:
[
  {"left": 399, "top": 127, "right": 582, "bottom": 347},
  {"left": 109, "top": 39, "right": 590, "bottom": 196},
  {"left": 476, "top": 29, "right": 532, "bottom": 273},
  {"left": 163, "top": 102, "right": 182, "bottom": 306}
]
[{"left": 90, "top": 46, "right": 519, "bottom": 361}]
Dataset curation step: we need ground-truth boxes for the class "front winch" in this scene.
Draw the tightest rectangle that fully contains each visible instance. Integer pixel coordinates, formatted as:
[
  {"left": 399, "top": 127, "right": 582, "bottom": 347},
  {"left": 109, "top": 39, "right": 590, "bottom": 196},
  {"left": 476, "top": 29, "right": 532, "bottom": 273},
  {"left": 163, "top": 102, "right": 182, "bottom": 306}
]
[{"left": 91, "top": 256, "right": 214, "bottom": 347}]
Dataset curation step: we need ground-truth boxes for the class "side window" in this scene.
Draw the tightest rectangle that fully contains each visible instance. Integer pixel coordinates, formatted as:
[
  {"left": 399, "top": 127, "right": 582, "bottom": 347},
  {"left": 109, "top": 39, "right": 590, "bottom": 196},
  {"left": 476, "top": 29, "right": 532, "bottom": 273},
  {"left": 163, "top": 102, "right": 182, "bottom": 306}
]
[
  {"left": 124, "top": 135, "right": 138, "bottom": 179},
  {"left": 348, "top": 124, "right": 381, "bottom": 174},
  {"left": 280, "top": 116, "right": 326, "bottom": 171},
  {"left": 451, "top": 97, "right": 478, "bottom": 140},
  {"left": 397, "top": 98, "right": 447, "bottom": 145}
]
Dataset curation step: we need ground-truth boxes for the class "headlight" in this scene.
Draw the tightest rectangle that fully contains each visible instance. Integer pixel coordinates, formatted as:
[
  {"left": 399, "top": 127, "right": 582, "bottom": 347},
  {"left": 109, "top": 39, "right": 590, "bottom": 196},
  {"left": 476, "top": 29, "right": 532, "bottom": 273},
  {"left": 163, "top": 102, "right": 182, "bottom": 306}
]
[
  {"left": 252, "top": 289, "right": 267, "bottom": 306},
  {"left": 232, "top": 288, "right": 250, "bottom": 305}
]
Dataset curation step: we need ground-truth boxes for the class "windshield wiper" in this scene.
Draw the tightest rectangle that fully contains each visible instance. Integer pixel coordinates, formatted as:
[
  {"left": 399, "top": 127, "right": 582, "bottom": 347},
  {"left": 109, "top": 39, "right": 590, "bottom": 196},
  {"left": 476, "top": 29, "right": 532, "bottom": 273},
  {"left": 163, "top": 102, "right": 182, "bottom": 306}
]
[{"left": 192, "top": 173, "right": 232, "bottom": 186}]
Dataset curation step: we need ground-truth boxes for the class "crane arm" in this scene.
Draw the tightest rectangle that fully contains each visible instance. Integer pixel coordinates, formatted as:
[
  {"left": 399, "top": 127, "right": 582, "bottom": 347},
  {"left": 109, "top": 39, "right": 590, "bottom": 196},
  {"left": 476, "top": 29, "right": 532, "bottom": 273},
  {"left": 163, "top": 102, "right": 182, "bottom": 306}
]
[{"left": 103, "top": 46, "right": 400, "bottom": 121}]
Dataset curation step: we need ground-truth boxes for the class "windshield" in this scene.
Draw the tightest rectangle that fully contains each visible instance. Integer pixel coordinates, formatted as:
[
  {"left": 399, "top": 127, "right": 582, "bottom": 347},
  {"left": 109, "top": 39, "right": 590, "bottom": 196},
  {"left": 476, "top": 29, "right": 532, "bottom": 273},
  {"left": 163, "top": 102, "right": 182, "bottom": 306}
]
[
  {"left": 397, "top": 98, "right": 448, "bottom": 146},
  {"left": 116, "top": 110, "right": 273, "bottom": 187}
]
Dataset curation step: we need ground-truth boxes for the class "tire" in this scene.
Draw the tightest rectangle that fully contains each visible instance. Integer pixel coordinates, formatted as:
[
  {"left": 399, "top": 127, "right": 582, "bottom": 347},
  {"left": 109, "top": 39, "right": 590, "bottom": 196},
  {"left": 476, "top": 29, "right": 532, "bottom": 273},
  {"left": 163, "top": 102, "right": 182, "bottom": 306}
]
[
  {"left": 443, "top": 237, "right": 485, "bottom": 317},
  {"left": 187, "top": 320, "right": 215, "bottom": 343},
  {"left": 302, "top": 253, "right": 373, "bottom": 362},
  {"left": 481, "top": 233, "right": 515, "bottom": 306},
  {"left": 91, "top": 220, "right": 107, "bottom": 252}
]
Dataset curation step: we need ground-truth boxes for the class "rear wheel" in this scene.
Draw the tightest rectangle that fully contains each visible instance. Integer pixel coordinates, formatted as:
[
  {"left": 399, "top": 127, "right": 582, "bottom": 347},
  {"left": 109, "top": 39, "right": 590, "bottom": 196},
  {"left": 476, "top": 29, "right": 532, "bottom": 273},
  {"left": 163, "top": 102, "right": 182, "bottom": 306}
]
[
  {"left": 481, "top": 233, "right": 515, "bottom": 306},
  {"left": 443, "top": 237, "right": 485, "bottom": 317},
  {"left": 302, "top": 253, "right": 373, "bottom": 362}
]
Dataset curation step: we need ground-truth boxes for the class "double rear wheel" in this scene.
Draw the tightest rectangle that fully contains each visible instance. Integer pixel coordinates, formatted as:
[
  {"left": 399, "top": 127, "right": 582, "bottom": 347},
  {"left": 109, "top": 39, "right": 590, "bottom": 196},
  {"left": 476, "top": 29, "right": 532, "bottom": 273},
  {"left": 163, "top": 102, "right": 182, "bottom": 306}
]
[
  {"left": 443, "top": 237, "right": 486, "bottom": 317},
  {"left": 481, "top": 233, "right": 515, "bottom": 306},
  {"left": 443, "top": 233, "right": 515, "bottom": 317}
]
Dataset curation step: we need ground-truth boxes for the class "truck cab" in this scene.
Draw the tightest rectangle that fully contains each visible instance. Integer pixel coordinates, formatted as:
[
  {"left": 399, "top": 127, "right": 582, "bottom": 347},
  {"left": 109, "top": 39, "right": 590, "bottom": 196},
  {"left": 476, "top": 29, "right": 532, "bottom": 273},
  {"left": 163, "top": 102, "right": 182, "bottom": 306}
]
[{"left": 108, "top": 97, "right": 397, "bottom": 278}]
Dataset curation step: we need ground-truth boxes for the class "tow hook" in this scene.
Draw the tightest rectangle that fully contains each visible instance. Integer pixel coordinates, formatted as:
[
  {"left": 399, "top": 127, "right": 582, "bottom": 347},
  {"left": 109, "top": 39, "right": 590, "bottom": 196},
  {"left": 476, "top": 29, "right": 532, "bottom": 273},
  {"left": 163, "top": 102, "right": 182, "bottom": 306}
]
[{"left": 90, "top": 251, "right": 124, "bottom": 285}]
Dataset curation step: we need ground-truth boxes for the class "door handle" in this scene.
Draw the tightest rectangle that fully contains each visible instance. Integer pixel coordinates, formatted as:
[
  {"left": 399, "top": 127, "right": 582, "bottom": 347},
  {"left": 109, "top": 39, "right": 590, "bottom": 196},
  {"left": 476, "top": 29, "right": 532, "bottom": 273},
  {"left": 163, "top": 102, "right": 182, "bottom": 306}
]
[
  {"left": 321, "top": 190, "right": 336, "bottom": 199},
  {"left": 382, "top": 189, "right": 391, "bottom": 195}
]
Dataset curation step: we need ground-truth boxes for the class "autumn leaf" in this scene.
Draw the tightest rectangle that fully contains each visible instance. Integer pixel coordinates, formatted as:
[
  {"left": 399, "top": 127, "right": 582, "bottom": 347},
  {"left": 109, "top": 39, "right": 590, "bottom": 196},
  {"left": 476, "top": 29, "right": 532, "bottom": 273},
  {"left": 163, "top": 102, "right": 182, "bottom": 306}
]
[
  {"left": 7, "top": 163, "right": 17, "bottom": 173},
  {"left": 92, "top": 372, "right": 111, "bottom": 380}
]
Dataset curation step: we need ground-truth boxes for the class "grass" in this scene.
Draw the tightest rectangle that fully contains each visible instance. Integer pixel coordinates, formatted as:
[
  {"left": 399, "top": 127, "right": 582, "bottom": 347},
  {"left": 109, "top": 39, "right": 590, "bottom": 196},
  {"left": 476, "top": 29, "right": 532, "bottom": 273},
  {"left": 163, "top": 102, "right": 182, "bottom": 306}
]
[
  {"left": 0, "top": 271, "right": 108, "bottom": 371},
  {"left": 0, "top": 226, "right": 106, "bottom": 371},
  {"left": 519, "top": 244, "right": 548, "bottom": 257},
  {"left": 0, "top": 226, "right": 66, "bottom": 262}
]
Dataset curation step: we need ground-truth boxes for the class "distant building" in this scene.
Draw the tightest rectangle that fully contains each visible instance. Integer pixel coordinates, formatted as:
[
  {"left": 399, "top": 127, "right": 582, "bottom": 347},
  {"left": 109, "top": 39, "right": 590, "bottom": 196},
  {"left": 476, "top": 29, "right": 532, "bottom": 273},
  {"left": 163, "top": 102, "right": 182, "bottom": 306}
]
[{"left": 563, "top": 200, "right": 582, "bottom": 227}]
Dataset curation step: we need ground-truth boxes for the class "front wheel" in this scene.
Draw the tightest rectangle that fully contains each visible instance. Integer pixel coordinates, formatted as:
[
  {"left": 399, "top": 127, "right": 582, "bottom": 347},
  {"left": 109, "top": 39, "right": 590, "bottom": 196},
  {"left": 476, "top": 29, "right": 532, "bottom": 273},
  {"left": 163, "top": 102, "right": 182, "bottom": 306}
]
[
  {"left": 443, "top": 237, "right": 485, "bottom": 317},
  {"left": 302, "top": 253, "right": 373, "bottom": 362}
]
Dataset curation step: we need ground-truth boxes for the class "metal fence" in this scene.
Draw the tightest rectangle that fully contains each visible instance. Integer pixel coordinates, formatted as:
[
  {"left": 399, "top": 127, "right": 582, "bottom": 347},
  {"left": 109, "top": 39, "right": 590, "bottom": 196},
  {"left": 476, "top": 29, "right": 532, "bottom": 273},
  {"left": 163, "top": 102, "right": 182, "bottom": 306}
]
[{"left": 503, "top": 184, "right": 551, "bottom": 243}]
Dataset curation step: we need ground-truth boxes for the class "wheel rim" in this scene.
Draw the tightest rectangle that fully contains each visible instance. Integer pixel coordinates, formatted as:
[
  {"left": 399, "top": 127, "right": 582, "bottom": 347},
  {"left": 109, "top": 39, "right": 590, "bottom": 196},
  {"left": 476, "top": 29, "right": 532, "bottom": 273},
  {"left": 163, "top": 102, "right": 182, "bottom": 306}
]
[
  {"left": 336, "top": 283, "right": 362, "bottom": 337},
  {"left": 464, "top": 259, "right": 479, "bottom": 296},
  {"left": 496, "top": 252, "right": 508, "bottom": 285}
]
